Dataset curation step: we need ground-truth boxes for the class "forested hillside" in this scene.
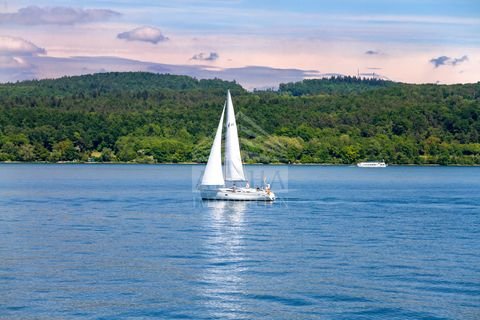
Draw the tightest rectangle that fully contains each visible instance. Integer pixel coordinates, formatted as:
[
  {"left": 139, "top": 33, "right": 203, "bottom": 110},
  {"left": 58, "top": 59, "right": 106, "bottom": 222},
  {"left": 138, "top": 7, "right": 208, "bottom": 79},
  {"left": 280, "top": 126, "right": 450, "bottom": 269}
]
[{"left": 1, "top": 72, "right": 479, "bottom": 164}]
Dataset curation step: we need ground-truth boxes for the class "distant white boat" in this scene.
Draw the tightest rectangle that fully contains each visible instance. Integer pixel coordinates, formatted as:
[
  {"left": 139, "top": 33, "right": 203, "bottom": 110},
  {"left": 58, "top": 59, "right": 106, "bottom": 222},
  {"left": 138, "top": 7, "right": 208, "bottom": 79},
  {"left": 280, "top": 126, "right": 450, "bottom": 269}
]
[
  {"left": 199, "top": 90, "right": 276, "bottom": 201},
  {"left": 357, "top": 161, "right": 387, "bottom": 168}
]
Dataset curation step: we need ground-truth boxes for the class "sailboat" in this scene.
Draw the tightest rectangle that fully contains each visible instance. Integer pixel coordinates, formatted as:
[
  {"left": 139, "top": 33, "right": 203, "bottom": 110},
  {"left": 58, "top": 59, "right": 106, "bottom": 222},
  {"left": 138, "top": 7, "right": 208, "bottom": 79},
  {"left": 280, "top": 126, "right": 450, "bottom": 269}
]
[{"left": 199, "top": 90, "right": 276, "bottom": 201}]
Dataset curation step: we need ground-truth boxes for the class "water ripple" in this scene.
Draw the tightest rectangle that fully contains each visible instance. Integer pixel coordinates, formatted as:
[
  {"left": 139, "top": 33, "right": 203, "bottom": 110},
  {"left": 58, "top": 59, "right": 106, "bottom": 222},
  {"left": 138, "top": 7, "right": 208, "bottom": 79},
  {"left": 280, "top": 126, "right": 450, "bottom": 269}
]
[{"left": 1, "top": 164, "right": 479, "bottom": 319}]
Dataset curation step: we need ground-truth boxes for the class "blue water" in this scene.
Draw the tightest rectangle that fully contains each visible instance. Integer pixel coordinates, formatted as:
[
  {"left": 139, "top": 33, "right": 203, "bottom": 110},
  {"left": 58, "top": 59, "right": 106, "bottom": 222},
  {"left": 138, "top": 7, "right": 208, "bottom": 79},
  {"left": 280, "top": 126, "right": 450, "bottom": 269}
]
[{"left": 1, "top": 164, "right": 479, "bottom": 319}]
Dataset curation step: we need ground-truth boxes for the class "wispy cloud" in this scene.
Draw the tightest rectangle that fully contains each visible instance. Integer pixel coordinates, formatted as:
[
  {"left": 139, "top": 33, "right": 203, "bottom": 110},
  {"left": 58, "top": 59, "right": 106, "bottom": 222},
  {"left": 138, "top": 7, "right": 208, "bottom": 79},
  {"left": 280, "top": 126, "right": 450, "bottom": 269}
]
[
  {"left": 0, "top": 6, "right": 120, "bottom": 25},
  {"left": 117, "top": 26, "right": 168, "bottom": 44},
  {"left": 191, "top": 52, "right": 219, "bottom": 61},
  {"left": 346, "top": 14, "right": 480, "bottom": 26},
  {"left": 430, "top": 55, "right": 468, "bottom": 68}
]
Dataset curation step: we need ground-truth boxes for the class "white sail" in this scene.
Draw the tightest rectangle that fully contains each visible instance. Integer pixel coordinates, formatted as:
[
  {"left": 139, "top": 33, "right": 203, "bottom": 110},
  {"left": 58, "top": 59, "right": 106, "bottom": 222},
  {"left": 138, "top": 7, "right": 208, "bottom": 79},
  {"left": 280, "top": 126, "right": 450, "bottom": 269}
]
[
  {"left": 201, "top": 104, "right": 225, "bottom": 186},
  {"left": 224, "top": 90, "right": 246, "bottom": 181}
]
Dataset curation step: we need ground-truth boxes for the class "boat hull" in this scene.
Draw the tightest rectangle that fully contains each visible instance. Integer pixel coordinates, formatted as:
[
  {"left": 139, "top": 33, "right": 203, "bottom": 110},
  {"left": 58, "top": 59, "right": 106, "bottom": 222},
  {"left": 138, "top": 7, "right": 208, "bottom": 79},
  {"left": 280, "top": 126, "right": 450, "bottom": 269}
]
[
  {"left": 201, "top": 187, "right": 275, "bottom": 201},
  {"left": 357, "top": 162, "right": 387, "bottom": 168}
]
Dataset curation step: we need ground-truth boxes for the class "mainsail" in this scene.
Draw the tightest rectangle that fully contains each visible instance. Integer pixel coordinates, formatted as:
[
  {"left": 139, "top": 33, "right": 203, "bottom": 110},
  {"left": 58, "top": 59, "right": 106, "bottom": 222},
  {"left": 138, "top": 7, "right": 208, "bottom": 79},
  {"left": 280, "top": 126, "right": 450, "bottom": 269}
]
[
  {"left": 201, "top": 104, "right": 226, "bottom": 186},
  {"left": 224, "top": 90, "right": 246, "bottom": 181}
]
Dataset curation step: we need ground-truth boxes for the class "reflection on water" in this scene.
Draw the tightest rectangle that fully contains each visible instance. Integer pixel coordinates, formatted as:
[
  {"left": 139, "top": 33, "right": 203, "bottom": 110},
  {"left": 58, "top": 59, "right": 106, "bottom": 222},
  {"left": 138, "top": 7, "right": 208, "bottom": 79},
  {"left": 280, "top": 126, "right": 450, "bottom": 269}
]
[{"left": 200, "top": 201, "right": 248, "bottom": 318}]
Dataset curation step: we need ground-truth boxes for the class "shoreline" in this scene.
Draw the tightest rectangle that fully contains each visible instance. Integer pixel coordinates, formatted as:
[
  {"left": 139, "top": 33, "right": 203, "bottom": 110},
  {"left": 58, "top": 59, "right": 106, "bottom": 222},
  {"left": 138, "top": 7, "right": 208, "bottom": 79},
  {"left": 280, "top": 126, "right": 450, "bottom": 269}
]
[{"left": 1, "top": 161, "right": 478, "bottom": 167}]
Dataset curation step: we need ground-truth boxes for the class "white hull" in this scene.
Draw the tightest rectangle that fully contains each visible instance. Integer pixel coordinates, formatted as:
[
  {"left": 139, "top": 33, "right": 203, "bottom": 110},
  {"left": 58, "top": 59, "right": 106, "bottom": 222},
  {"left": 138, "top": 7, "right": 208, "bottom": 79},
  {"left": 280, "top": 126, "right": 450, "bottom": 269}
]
[
  {"left": 201, "top": 187, "right": 275, "bottom": 201},
  {"left": 357, "top": 161, "right": 387, "bottom": 168}
]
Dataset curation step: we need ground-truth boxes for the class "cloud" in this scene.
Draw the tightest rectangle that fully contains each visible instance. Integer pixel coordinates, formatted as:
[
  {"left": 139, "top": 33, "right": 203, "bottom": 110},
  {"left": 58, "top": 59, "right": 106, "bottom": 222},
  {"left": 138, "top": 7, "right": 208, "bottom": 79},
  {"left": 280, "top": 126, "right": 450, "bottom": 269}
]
[
  {"left": 0, "top": 55, "right": 323, "bottom": 90},
  {"left": 191, "top": 52, "right": 219, "bottom": 61},
  {"left": 0, "top": 36, "right": 46, "bottom": 56},
  {"left": 430, "top": 56, "right": 449, "bottom": 67},
  {"left": 0, "top": 36, "right": 45, "bottom": 82},
  {"left": 0, "top": 6, "right": 120, "bottom": 25},
  {"left": 0, "top": 56, "right": 28, "bottom": 69},
  {"left": 451, "top": 56, "right": 469, "bottom": 65},
  {"left": 117, "top": 26, "right": 168, "bottom": 44},
  {"left": 365, "top": 50, "right": 380, "bottom": 55},
  {"left": 430, "top": 55, "right": 468, "bottom": 68}
]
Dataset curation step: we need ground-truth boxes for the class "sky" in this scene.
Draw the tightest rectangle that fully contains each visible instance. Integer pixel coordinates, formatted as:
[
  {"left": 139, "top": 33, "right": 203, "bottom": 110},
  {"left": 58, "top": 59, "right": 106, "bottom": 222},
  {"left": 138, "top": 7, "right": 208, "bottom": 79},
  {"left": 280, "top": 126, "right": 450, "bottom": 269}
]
[{"left": 0, "top": 0, "right": 479, "bottom": 89}]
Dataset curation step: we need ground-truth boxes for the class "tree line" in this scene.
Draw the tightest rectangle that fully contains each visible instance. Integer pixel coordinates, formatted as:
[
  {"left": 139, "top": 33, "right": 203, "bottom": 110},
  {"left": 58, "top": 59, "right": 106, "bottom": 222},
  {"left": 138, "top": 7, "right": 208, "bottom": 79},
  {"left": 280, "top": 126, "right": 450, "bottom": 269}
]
[{"left": 0, "top": 72, "right": 479, "bottom": 165}]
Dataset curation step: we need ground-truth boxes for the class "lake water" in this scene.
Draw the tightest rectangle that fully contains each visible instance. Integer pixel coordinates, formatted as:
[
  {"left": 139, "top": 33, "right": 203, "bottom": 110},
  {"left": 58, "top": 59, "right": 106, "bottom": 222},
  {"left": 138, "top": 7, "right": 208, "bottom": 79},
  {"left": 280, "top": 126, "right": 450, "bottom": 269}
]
[{"left": 1, "top": 164, "right": 479, "bottom": 319}]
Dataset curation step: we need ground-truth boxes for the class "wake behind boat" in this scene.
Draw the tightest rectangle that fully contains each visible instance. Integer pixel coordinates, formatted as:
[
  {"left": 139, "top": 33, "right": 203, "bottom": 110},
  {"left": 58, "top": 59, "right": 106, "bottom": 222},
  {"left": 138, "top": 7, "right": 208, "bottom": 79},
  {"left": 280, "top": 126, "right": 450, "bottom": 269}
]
[{"left": 199, "top": 90, "right": 275, "bottom": 201}]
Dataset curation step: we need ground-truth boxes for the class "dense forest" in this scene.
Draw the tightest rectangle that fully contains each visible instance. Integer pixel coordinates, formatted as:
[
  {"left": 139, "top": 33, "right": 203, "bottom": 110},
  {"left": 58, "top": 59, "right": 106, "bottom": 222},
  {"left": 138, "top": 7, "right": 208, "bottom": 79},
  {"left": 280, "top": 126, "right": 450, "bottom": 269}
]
[{"left": 0, "top": 72, "right": 479, "bottom": 165}]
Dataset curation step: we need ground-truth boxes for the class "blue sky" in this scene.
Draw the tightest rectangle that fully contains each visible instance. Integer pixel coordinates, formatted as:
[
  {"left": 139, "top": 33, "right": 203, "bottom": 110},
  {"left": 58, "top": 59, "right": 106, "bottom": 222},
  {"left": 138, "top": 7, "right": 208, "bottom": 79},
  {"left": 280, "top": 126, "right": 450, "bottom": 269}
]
[
  {"left": 1, "top": 1, "right": 479, "bottom": 88},
  {"left": 14, "top": 0, "right": 478, "bottom": 16}
]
